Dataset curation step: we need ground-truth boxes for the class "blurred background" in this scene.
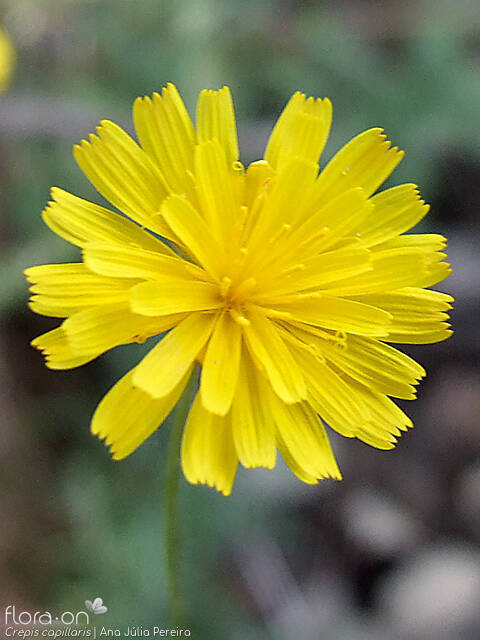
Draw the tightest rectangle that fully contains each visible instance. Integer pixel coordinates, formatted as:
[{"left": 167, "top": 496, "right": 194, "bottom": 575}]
[{"left": 0, "top": 0, "right": 479, "bottom": 638}]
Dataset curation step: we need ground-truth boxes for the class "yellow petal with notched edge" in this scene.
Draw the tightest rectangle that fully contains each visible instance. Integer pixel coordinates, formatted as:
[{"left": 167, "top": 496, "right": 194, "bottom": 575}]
[
  {"left": 270, "top": 295, "right": 391, "bottom": 337},
  {"left": 92, "top": 365, "right": 193, "bottom": 460},
  {"left": 292, "top": 347, "right": 370, "bottom": 438},
  {"left": 357, "top": 287, "right": 453, "bottom": 344},
  {"left": 201, "top": 312, "right": 242, "bottom": 416},
  {"left": 243, "top": 307, "right": 306, "bottom": 404},
  {"left": 294, "top": 327, "right": 418, "bottom": 400},
  {"left": 358, "top": 287, "right": 454, "bottom": 314},
  {"left": 276, "top": 434, "right": 318, "bottom": 484},
  {"left": 264, "top": 91, "right": 305, "bottom": 165},
  {"left": 196, "top": 86, "right": 239, "bottom": 166},
  {"left": 324, "top": 248, "right": 427, "bottom": 296},
  {"left": 350, "top": 383, "right": 412, "bottom": 441},
  {"left": 26, "top": 263, "right": 135, "bottom": 317},
  {"left": 133, "top": 313, "right": 216, "bottom": 398},
  {"left": 360, "top": 184, "right": 429, "bottom": 247},
  {"left": 231, "top": 349, "right": 276, "bottom": 469},
  {"left": 386, "top": 315, "right": 452, "bottom": 344},
  {"left": 43, "top": 188, "right": 174, "bottom": 254},
  {"left": 371, "top": 235, "right": 452, "bottom": 289},
  {"left": 31, "top": 326, "right": 98, "bottom": 369},
  {"left": 265, "top": 91, "right": 332, "bottom": 171},
  {"left": 133, "top": 83, "right": 196, "bottom": 194},
  {"left": 74, "top": 121, "right": 174, "bottom": 240},
  {"left": 311, "top": 128, "right": 403, "bottom": 206},
  {"left": 63, "top": 304, "right": 184, "bottom": 355},
  {"left": 387, "top": 327, "right": 453, "bottom": 344},
  {"left": 345, "top": 334, "right": 426, "bottom": 381},
  {"left": 161, "top": 194, "right": 226, "bottom": 279},
  {"left": 267, "top": 387, "right": 341, "bottom": 480},
  {"left": 83, "top": 242, "right": 206, "bottom": 281},
  {"left": 130, "top": 279, "right": 222, "bottom": 316},
  {"left": 376, "top": 233, "right": 447, "bottom": 253},
  {"left": 181, "top": 393, "right": 238, "bottom": 496}
]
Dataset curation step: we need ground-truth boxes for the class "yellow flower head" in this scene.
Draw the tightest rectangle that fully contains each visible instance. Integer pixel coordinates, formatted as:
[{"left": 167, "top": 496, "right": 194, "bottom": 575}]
[{"left": 26, "top": 84, "right": 452, "bottom": 495}]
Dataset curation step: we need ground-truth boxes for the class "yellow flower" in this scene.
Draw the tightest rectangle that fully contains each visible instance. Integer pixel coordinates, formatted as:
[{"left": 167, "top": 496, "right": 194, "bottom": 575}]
[
  {"left": 0, "top": 28, "right": 15, "bottom": 93},
  {"left": 26, "top": 84, "right": 452, "bottom": 495}
]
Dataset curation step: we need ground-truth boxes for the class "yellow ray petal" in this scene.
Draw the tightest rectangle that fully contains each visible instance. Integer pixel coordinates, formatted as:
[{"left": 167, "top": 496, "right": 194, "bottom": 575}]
[
  {"left": 26, "top": 263, "right": 135, "bottom": 317},
  {"left": 161, "top": 194, "right": 226, "bottom": 278},
  {"left": 133, "top": 313, "right": 216, "bottom": 398},
  {"left": 83, "top": 242, "right": 206, "bottom": 281},
  {"left": 194, "top": 140, "right": 239, "bottom": 244},
  {"left": 352, "top": 383, "right": 412, "bottom": 434},
  {"left": 276, "top": 436, "right": 318, "bottom": 484},
  {"left": 292, "top": 347, "right": 370, "bottom": 438},
  {"left": 387, "top": 327, "right": 453, "bottom": 344},
  {"left": 286, "top": 341, "right": 402, "bottom": 451},
  {"left": 384, "top": 310, "right": 452, "bottom": 344},
  {"left": 319, "top": 375, "right": 410, "bottom": 450},
  {"left": 133, "top": 83, "right": 196, "bottom": 194},
  {"left": 357, "top": 288, "right": 453, "bottom": 344},
  {"left": 294, "top": 340, "right": 408, "bottom": 448},
  {"left": 413, "top": 261, "right": 452, "bottom": 289},
  {"left": 73, "top": 120, "right": 174, "bottom": 239},
  {"left": 231, "top": 349, "right": 276, "bottom": 469},
  {"left": 360, "top": 184, "right": 429, "bottom": 247},
  {"left": 294, "top": 327, "right": 419, "bottom": 400},
  {"left": 265, "top": 91, "right": 332, "bottom": 171},
  {"left": 253, "top": 246, "right": 370, "bottom": 298},
  {"left": 375, "top": 233, "right": 448, "bottom": 253},
  {"left": 91, "top": 365, "right": 193, "bottom": 460},
  {"left": 357, "top": 287, "right": 453, "bottom": 314},
  {"left": 311, "top": 128, "right": 403, "bottom": 205},
  {"left": 355, "top": 428, "right": 397, "bottom": 450},
  {"left": 324, "top": 248, "right": 427, "bottom": 296},
  {"left": 270, "top": 296, "right": 392, "bottom": 337},
  {"left": 63, "top": 304, "right": 183, "bottom": 355},
  {"left": 281, "top": 187, "right": 373, "bottom": 263},
  {"left": 201, "top": 312, "right": 242, "bottom": 416},
  {"left": 371, "top": 234, "right": 451, "bottom": 289},
  {"left": 243, "top": 307, "right": 307, "bottom": 404},
  {"left": 244, "top": 160, "right": 276, "bottom": 210},
  {"left": 245, "top": 158, "right": 318, "bottom": 255},
  {"left": 42, "top": 188, "right": 174, "bottom": 253},
  {"left": 346, "top": 334, "right": 426, "bottom": 380},
  {"left": 196, "top": 86, "right": 239, "bottom": 165},
  {"left": 181, "top": 393, "right": 238, "bottom": 496},
  {"left": 267, "top": 388, "right": 341, "bottom": 480},
  {"left": 31, "top": 326, "right": 98, "bottom": 370},
  {"left": 130, "top": 279, "right": 222, "bottom": 316}
]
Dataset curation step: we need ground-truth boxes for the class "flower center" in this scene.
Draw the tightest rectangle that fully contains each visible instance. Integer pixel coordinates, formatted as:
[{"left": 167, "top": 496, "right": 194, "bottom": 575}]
[{"left": 219, "top": 275, "right": 257, "bottom": 307}]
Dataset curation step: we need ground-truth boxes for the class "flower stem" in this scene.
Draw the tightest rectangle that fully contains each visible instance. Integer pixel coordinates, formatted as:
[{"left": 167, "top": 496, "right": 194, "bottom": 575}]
[{"left": 165, "top": 370, "right": 197, "bottom": 628}]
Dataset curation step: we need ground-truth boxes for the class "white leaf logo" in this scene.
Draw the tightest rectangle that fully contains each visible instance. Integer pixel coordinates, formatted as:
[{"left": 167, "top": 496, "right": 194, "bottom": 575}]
[{"left": 85, "top": 597, "right": 108, "bottom": 614}]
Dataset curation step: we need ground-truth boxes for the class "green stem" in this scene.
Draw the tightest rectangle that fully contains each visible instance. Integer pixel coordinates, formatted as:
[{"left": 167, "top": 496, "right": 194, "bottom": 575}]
[{"left": 165, "top": 370, "right": 197, "bottom": 627}]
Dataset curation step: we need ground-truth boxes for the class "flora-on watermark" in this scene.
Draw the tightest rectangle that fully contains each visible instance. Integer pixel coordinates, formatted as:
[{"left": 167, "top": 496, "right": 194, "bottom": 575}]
[
  {"left": 4, "top": 603, "right": 191, "bottom": 638},
  {"left": 5, "top": 604, "right": 90, "bottom": 626}
]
